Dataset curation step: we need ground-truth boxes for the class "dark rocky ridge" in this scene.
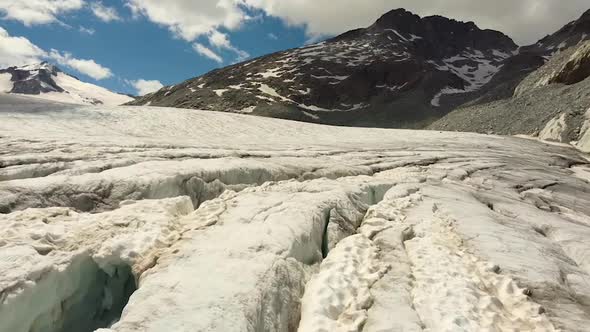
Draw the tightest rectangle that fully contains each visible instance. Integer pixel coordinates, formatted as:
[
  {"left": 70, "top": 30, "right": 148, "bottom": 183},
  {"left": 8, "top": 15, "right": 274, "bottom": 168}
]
[
  {"left": 0, "top": 62, "right": 64, "bottom": 94},
  {"left": 429, "top": 9, "right": 590, "bottom": 151},
  {"left": 129, "top": 8, "right": 520, "bottom": 128},
  {"left": 0, "top": 62, "right": 134, "bottom": 106},
  {"left": 130, "top": 8, "right": 590, "bottom": 134}
]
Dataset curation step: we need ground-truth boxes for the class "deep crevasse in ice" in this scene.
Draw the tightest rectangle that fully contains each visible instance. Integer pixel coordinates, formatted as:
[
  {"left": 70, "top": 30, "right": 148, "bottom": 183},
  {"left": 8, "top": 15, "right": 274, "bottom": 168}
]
[{"left": 1, "top": 103, "right": 590, "bottom": 331}]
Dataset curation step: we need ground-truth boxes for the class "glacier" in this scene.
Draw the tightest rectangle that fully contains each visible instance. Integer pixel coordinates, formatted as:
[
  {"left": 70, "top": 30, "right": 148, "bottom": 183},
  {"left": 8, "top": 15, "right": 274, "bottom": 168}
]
[{"left": 1, "top": 98, "right": 590, "bottom": 332}]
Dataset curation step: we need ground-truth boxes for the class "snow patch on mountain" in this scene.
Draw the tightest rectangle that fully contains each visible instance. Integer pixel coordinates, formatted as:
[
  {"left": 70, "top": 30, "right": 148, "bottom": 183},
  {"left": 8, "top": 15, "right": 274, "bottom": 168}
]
[
  {"left": 0, "top": 62, "right": 132, "bottom": 106},
  {"left": 430, "top": 49, "right": 505, "bottom": 107},
  {"left": 0, "top": 73, "right": 13, "bottom": 92}
]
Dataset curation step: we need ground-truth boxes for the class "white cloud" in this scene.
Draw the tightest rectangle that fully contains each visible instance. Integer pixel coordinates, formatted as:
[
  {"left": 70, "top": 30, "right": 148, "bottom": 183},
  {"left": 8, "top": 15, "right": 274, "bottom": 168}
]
[
  {"left": 243, "top": 0, "right": 590, "bottom": 45},
  {"left": 125, "top": 0, "right": 590, "bottom": 46},
  {"left": 126, "top": 1, "right": 252, "bottom": 63},
  {"left": 0, "top": 27, "right": 114, "bottom": 82},
  {"left": 0, "top": 27, "right": 46, "bottom": 67},
  {"left": 49, "top": 49, "right": 113, "bottom": 80},
  {"left": 267, "top": 32, "right": 278, "bottom": 40},
  {"left": 129, "top": 79, "right": 163, "bottom": 95},
  {"left": 91, "top": 2, "right": 121, "bottom": 22},
  {"left": 125, "top": 0, "right": 245, "bottom": 41},
  {"left": 208, "top": 30, "right": 250, "bottom": 62},
  {"left": 193, "top": 43, "right": 223, "bottom": 63},
  {"left": 79, "top": 25, "right": 95, "bottom": 35},
  {"left": 208, "top": 30, "right": 232, "bottom": 49},
  {"left": 0, "top": 0, "right": 84, "bottom": 26}
]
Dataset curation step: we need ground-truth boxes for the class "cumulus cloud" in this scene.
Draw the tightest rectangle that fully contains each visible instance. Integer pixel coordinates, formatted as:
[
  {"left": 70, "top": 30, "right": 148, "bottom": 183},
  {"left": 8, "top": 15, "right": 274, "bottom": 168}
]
[
  {"left": 208, "top": 30, "right": 250, "bottom": 62},
  {"left": 91, "top": 2, "right": 121, "bottom": 22},
  {"left": 124, "top": 0, "right": 590, "bottom": 46},
  {"left": 192, "top": 43, "right": 223, "bottom": 63},
  {"left": 125, "top": 0, "right": 244, "bottom": 41},
  {"left": 129, "top": 79, "right": 163, "bottom": 95},
  {"left": 0, "top": 0, "right": 84, "bottom": 26},
  {"left": 125, "top": 1, "right": 252, "bottom": 62},
  {"left": 49, "top": 49, "right": 113, "bottom": 80},
  {"left": 0, "top": 27, "right": 114, "bottom": 81},
  {"left": 254, "top": 0, "right": 590, "bottom": 45},
  {"left": 0, "top": 27, "right": 46, "bottom": 67},
  {"left": 245, "top": 0, "right": 590, "bottom": 45},
  {"left": 208, "top": 30, "right": 232, "bottom": 49}
]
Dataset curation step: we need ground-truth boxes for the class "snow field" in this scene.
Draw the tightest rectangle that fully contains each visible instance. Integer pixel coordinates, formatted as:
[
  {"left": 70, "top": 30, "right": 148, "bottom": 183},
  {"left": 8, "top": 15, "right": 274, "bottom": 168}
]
[{"left": 1, "top": 104, "right": 590, "bottom": 331}]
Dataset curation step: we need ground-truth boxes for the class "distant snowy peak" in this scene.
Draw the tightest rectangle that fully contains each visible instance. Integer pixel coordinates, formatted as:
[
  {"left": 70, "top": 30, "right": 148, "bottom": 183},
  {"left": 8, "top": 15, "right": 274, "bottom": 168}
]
[
  {"left": 129, "top": 8, "right": 518, "bottom": 127},
  {"left": 0, "top": 62, "right": 133, "bottom": 106}
]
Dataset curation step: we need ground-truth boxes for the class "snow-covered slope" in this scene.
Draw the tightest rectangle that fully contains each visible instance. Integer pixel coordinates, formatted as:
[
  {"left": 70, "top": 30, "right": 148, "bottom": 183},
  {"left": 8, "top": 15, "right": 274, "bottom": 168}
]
[
  {"left": 1, "top": 103, "right": 590, "bottom": 332},
  {"left": 0, "top": 62, "right": 133, "bottom": 106}
]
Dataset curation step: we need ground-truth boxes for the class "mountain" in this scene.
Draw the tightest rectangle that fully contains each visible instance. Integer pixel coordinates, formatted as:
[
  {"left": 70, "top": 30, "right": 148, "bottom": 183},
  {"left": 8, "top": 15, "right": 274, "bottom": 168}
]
[
  {"left": 129, "top": 9, "right": 519, "bottom": 128},
  {"left": 0, "top": 62, "right": 133, "bottom": 106},
  {"left": 430, "top": 9, "right": 590, "bottom": 151},
  {"left": 522, "top": 8, "right": 590, "bottom": 55}
]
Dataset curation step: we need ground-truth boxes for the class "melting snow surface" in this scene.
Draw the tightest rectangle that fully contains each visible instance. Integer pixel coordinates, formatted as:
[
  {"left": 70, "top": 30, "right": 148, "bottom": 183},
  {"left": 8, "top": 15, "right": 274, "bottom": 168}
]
[
  {"left": 0, "top": 73, "right": 13, "bottom": 92},
  {"left": 430, "top": 49, "right": 504, "bottom": 106},
  {"left": 213, "top": 89, "right": 229, "bottom": 97},
  {"left": 13, "top": 72, "right": 133, "bottom": 106},
  {"left": 1, "top": 100, "right": 590, "bottom": 332}
]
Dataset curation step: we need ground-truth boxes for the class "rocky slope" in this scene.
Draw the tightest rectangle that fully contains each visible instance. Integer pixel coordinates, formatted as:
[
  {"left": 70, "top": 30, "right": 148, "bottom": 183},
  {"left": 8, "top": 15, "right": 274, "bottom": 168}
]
[
  {"left": 0, "top": 62, "right": 133, "bottom": 106},
  {"left": 129, "top": 9, "right": 518, "bottom": 128},
  {"left": 429, "top": 10, "right": 590, "bottom": 151},
  {"left": 129, "top": 8, "right": 590, "bottom": 134},
  {"left": 1, "top": 103, "right": 590, "bottom": 331}
]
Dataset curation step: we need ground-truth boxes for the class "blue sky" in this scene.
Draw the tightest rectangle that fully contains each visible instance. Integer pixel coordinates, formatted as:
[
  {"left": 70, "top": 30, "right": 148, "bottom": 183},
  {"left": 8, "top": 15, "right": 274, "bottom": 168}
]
[
  {"left": 0, "top": 2, "right": 311, "bottom": 95},
  {"left": 0, "top": 1, "right": 587, "bottom": 96}
]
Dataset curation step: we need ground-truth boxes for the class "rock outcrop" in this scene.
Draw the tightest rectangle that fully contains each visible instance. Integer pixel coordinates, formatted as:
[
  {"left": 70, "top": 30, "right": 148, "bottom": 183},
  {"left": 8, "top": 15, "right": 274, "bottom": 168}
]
[
  {"left": 0, "top": 62, "right": 133, "bottom": 106},
  {"left": 128, "top": 9, "right": 518, "bottom": 128}
]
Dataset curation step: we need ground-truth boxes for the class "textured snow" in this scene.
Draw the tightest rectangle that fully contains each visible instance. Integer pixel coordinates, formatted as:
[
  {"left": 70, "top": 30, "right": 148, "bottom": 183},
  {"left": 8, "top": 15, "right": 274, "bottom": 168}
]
[
  {"left": 0, "top": 73, "right": 13, "bottom": 92},
  {"left": 213, "top": 89, "right": 229, "bottom": 97},
  {"left": 1, "top": 102, "right": 590, "bottom": 332},
  {"left": 5, "top": 63, "right": 132, "bottom": 106},
  {"left": 258, "top": 67, "right": 284, "bottom": 78},
  {"left": 258, "top": 84, "right": 289, "bottom": 101},
  {"left": 236, "top": 105, "right": 256, "bottom": 113},
  {"left": 15, "top": 72, "right": 133, "bottom": 106},
  {"left": 311, "top": 75, "right": 349, "bottom": 81}
]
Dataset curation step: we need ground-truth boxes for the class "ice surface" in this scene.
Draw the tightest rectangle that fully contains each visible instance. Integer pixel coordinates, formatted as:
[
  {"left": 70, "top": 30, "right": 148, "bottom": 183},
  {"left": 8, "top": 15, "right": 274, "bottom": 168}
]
[
  {"left": 1, "top": 102, "right": 590, "bottom": 331},
  {"left": 0, "top": 73, "right": 13, "bottom": 93}
]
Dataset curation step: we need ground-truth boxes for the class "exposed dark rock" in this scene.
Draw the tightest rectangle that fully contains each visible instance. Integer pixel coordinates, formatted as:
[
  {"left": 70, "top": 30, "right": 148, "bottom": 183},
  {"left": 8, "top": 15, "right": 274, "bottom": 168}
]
[
  {"left": 1, "top": 62, "right": 64, "bottom": 94},
  {"left": 128, "top": 8, "right": 518, "bottom": 128},
  {"left": 549, "top": 42, "right": 590, "bottom": 85}
]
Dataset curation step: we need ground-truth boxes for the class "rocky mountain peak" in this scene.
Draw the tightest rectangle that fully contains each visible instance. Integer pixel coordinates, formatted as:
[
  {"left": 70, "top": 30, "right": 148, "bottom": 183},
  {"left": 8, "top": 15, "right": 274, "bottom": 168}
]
[
  {"left": 1, "top": 62, "right": 64, "bottom": 94},
  {"left": 572, "top": 8, "right": 590, "bottom": 32},
  {"left": 131, "top": 8, "right": 587, "bottom": 129},
  {"left": 371, "top": 10, "right": 516, "bottom": 54},
  {"left": 373, "top": 8, "right": 421, "bottom": 30},
  {"left": 15, "top": 61, "right": 61, "bottom": 75}
]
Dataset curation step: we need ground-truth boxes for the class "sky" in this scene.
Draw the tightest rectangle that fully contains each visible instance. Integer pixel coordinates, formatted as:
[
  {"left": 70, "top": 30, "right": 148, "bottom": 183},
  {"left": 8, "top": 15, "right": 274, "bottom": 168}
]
[{"left": 0, "top": 0, "right": 588, "bottom": 96}]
